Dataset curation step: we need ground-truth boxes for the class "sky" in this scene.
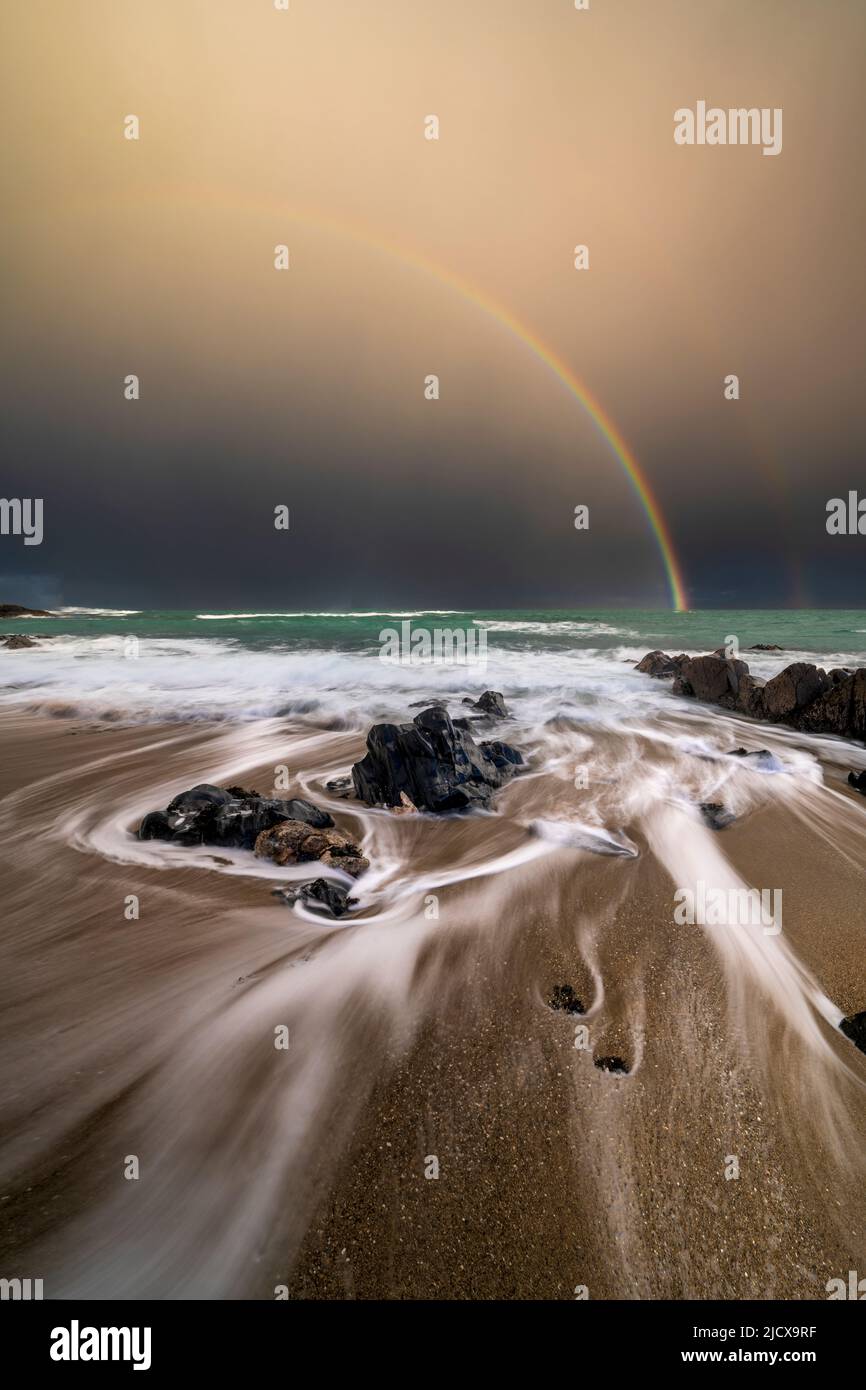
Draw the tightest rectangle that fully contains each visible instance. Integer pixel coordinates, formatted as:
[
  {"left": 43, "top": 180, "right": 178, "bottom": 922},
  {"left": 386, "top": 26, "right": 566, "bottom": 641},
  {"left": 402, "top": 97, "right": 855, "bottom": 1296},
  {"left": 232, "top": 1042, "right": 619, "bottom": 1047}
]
[{"left": 2, "top": 0, "right": 865, "bottom": 611}]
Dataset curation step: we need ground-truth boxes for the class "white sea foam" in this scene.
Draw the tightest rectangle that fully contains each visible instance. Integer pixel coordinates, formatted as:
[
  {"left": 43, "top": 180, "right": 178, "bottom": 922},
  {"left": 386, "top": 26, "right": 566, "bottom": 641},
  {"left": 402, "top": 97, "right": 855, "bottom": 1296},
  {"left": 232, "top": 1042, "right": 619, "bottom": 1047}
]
[
  {"left": 195, "top": 610, "right": 462, "bottom": 620},
  {"left": 55, "top": 606, "right": 142, "bottom": 617}
]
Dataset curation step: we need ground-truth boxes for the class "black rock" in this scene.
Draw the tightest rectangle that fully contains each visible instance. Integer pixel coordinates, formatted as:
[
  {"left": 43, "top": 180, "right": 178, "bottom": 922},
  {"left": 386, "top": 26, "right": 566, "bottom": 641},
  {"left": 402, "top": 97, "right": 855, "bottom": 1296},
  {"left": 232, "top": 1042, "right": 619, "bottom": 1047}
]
[
  {"left": 473, "top": 690, "right": 508, "bottom": 717},
  {"left": 700, "top": 802, "right": 736, "bottom": 830},
  {"left": 847, "top": 770, "right": 866, "bottom": 795},
  {"left": 138, "top": 810, "right": 175, "bottom": 841},
  {"left": 225, "top": 784, "right": 260, "bottom": 799},
  {"left": 549, "top": 984, "right": 585, "bottom": 1014},
  {"left": 166, "top": 784, "right": 234, "bottom": 815},
  {"left": 207, "top": 796, "right": 334, "bottom": 850},
  {"left": 594, "top": 1056, "right": 629, "bottom": 1074},
  {"left": 840, "top": 1012, "right": 866, "bottom": 1055},
  {"left": 325, "top": 775, "right": 354, "bottom": 798},
  {"left": 138, "top": 785, "right": 334, "bottom": 848},
  {"left": 748, "top": 643, "right": 784, "bottom": 651},
  {"left": 272, "top": 878, "right": 358, "bottom": 918},
  {"left": 351, "top": 705, "right": 523, "bottom": 814}
]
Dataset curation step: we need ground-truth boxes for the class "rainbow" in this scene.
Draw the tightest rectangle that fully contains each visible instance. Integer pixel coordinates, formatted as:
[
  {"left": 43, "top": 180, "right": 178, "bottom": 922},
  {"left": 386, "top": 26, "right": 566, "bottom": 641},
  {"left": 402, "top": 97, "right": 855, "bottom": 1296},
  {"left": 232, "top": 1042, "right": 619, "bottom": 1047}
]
[
  {"left": 353, "top": 229, "right": 689, "bottom": 612},
  {"left": 101, "top": 185, "right": 690, "bottom": 610}
]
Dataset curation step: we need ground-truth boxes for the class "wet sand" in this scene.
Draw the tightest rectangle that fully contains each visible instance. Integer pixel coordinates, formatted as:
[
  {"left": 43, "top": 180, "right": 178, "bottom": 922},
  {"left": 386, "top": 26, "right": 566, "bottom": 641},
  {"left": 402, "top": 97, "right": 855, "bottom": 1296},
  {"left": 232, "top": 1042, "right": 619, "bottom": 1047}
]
[{"left": 0, "top": 708, "right": 865, "bottom": 1299}]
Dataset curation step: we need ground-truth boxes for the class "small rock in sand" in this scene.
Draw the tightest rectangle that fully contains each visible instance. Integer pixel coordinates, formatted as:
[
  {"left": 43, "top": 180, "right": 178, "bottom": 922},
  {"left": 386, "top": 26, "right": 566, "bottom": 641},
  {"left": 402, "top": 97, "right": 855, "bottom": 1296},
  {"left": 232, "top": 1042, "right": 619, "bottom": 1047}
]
[
  {"left": 255, "top": 820, "right": 369, "bottom": 877},
  {"left": 594, "top": 1056, "right": 630, "bottom": 1075},
  {"left": 272, "top": 878, "right": 359, "bottom": 918},
  {"left": 840, "top": 1012, "right": 866, "bottom": 1055},
  {"left": 548, "top": 984, "right": 585, "bottom": 1015}
]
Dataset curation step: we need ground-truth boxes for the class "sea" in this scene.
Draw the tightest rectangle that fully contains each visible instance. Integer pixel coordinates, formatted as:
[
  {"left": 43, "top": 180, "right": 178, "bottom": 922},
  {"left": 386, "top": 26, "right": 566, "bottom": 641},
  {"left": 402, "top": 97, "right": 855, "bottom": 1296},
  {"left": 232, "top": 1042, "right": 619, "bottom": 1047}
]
[{"left": 1, "top": 607, "right": 864, "bottom": 725}]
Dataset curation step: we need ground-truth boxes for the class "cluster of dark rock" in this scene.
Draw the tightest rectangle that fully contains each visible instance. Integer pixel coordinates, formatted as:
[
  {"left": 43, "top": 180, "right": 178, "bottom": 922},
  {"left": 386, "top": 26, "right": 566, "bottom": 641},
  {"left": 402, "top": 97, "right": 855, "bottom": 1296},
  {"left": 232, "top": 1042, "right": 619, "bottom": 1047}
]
[
  {"left": 0, "top": 634, "right": 38, "bottom": 649},
  {"left": 636, "top": 648, "right": 866, "bottom": 744},
  {"left": 349, "top": 699, "right": 523, "bottom": 813},
  {"left": 139, "top": 783, "right": 337, "bottom": 850},
  {"left": 137, "top": 783, "right": 369, "bottom": 917},
  {"left": 135, "top": 694, "right": 522, "bottom": 917}
]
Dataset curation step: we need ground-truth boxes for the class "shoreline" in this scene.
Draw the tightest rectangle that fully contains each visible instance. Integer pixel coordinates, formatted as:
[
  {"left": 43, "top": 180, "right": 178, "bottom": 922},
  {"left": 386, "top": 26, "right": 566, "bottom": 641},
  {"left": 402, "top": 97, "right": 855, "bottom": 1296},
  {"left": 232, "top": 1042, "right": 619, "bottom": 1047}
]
[{"left": 0, "top": 699, "right": 865, "bottom": 1297}]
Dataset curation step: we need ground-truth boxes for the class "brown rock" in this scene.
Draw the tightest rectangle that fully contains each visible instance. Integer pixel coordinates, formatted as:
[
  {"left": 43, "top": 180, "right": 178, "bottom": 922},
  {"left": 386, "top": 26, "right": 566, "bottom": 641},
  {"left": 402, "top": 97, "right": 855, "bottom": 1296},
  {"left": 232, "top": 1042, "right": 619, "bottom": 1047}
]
[
  {"left": 795, "top": 668, "right": 866, "bottom": 742},
  {"left": 735, "top": 673, "right": 767, "bottom": 719},
  {"left": 0, "top": 634, "right": 38, "bottom": 649},
  {"left": 635, "top": 650, "right": 675, "bottom": 676},
  {"left": 254, "top": 819, "right": 369, "bottom": 877},
  {"left": 763, "top": 663, "right": 829, "bottom": 720},
  {"left": 673, "top": 655, "right": 748, "bottom": 706}
]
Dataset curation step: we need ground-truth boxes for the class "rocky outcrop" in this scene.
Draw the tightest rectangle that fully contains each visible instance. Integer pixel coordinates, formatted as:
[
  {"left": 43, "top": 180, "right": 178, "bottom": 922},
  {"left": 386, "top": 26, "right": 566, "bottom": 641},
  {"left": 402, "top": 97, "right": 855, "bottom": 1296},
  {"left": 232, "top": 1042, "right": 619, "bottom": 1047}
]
[
  {"left": 352, "top": 705, "right": 523, "bottom": 813},
  {"left": 794, "top": 669, "right": 866, "bottom": 743},
  {"left": 0, "top": 604, "right": 52, "bottom": 618},
  {"left": 472, "top": 690, "right": 508, "bottom": 717},
  {"left": 763, "top": 663, "right": 829, "bottom": 720},
  {"left": 672, "top": 654, "right": 748, "bottom": 706},
  {"left": 0, "top": 634, "right": 38, "bottom": 648},
  {"left": 734, "top": 673, "right": 767, "bottom": 718},
  {"left": 254, "top": 821, "right": 368, "bottom": 877},
  {"left": 138, "top": 783, "right": 335, "bottom": 850},
  {"left": 634, "top": 650, "right": 689, "bottom": 679},
  {"left": 642, "top": 649, "right": 866, "bottom": 745}
]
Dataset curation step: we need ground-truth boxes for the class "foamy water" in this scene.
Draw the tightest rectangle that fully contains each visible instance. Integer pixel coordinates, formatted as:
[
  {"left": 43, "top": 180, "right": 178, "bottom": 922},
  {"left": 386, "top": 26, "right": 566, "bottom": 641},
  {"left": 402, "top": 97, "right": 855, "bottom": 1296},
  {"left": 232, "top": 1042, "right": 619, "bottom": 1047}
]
[{"left": 1, "top": 609, "right": 866, "bottom": 1296}]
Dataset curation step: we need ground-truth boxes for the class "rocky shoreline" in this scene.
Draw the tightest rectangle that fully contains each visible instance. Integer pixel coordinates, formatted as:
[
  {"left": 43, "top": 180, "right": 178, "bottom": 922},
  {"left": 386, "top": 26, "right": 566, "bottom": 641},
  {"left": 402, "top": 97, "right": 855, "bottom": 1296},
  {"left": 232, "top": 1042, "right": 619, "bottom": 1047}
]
[{"left": 636, "top": 647, "right": 866, "bottom": 745}]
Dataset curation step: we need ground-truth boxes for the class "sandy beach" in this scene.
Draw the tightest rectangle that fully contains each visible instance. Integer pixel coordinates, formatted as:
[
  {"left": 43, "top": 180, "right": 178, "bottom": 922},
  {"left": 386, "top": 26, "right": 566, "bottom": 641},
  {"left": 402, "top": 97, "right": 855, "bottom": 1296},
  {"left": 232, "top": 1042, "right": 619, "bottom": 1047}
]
[{"left": 1, "top": 693, "right": 865, "bottom": 1300}]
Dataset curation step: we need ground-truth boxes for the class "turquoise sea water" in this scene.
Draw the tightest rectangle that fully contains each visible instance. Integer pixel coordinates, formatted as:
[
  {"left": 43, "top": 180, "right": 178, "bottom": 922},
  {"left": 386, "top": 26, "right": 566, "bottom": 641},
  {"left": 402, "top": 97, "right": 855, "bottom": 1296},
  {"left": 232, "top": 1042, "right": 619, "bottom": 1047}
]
[
  {"left": 2, "top": 608, "right": 864, "bottom": 724},
  {"left": 6, "top": 607, "right": 866, "bottom": 654}
]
